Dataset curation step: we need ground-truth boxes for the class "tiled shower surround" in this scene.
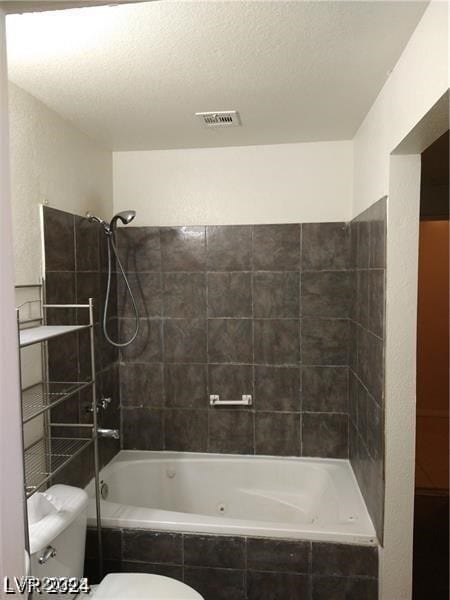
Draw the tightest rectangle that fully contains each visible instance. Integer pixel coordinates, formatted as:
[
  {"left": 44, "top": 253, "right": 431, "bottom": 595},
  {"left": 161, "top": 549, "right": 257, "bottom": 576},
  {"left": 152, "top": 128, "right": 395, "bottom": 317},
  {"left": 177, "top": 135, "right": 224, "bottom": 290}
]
[
  {"left": 349, "top": 198, "right": 386, "bottom": 540},
  {"left": 117, "top": 222, "right": 353, "bottom": 459},
  {"left": 43, "top": 203, "right": 386, "bottom": 593},
  {"left": 43, "top": 206, "right": 120, "bottom": 483},
  {"left": 115, "top": 211, "right": 386, "bottom": 539}
]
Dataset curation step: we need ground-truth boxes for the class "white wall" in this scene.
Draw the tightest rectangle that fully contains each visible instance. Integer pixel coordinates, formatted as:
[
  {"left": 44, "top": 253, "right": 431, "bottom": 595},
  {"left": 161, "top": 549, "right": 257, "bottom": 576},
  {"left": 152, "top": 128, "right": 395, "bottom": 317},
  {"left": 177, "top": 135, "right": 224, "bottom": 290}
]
[
  {"left": 352, "top": 2, "right": 449, "bottom": 599},
  {"left": 353, "top": 1, "right": 448, "bottom": 215},
  {"left": 0, "top": 8, "right": 26, "bottom": 583},
  {"left": 113, "top": 141, "right": 353, "bottom": 226},
  {"left": 382, "top": 155, "right": 421, "bottom": 600},
  {"left": 9, "top": 82, "right": 113, "bottom": 285}
]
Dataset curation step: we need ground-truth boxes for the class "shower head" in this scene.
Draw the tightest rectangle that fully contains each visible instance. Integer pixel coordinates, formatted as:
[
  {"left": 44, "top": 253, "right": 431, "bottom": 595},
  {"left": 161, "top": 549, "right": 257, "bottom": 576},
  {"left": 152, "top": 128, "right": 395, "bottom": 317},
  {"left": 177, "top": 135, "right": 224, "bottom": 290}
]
[
  {"left": 85, "top": 212, "right": 107, "bottom": 226},
  {"left": 109, "top": 210, "right": 136, "bottom": 230}
]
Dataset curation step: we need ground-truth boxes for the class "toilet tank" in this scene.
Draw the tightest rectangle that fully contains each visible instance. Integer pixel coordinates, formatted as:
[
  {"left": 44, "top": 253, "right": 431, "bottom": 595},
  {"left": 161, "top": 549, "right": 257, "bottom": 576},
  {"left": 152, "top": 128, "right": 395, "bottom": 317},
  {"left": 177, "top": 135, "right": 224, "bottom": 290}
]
[{"left": 28, "top": 485, "right": 88, "bottom": 587}]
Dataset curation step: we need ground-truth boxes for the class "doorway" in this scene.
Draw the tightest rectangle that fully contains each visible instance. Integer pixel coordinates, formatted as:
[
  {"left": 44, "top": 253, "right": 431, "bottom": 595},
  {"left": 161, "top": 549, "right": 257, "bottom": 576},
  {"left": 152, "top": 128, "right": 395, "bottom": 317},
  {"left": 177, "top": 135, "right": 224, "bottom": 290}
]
[{"left": 413, "top": 130, "right": 449, "bottom": 599}]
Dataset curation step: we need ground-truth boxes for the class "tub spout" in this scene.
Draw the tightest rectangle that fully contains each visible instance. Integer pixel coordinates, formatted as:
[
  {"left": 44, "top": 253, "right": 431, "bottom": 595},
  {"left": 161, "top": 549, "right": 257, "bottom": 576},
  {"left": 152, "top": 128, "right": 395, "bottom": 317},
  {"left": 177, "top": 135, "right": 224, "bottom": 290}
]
[{"left": 97, "top": 428, "right": 120, "bottom": 440}]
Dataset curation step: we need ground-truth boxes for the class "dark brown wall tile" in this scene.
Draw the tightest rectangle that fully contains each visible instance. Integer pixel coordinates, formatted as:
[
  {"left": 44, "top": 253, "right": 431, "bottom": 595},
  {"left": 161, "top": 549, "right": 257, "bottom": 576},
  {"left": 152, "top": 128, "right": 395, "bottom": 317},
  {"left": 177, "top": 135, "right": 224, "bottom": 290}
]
[
  {"left": 164, "top": 409, "right": 208, "bottom": 452},
  {"left": 208, "top": 272, "right": 252, "bottom": 318},
  {"left": 301, "top": 271, "right": 352, "bottom": 318},
  {"left": 122, "top": 407, "right": 164, "bottom": 450},
  {"left": 255, "top": 412, "right": 300, "bottom": 456},
  {"left": 253, "top": 224, "right": 300, "bottom": 271},
  {"left": 368, "top": 270, "right": 385, "bottom": 338},
  {"left": 160, "top": 227, "right": 206, "bottom": 271},
  {"left": 163, "top": 272, "right": 206, "bottom": 318},
  {"left": 98, "top": 319, "right": 119, "bottom": 369},
  {"left": 164, "top": 319, "right": 207, "bottom": 363},
  {"left": 348, "top": 371, "right": 359, "bottom": 427},
  {"left": 301, "top": 318, "right": 349, "bottom": 366},
  {"left": 86, "top": 527, "right": 121, "bottom": 560},
  {"left": 116, "top": 227, "right": 161, "bottom": 272},
  {"left": 206, "top": 226, "right": 252, "bottom": 271},
  {"left": 247, "top": 538, "right": 310, "bottom": 573},
  {"left": 302, "top": 223, "right": 350, "bottom": 271},
  {"left": 369, "top": 198, "right": 386, "bottom": 269},
  {"left": 122, "top": 530, "right": 182, "bottom": 564},
  {"left": 184, "top": 566, "right": 246, "bottom": 600},
  {"left": 302, "top": 367, "right": 348, "bottom": 413},
  {"left": 100, "top": 272, "right": 117, "bottom": 322},
  {"left": 45, "top": 271, "right": 76, "bottom": 325},
  {"left": 48, "top": 331, "right": 79, "bottom": 381},
  {"left": 355, "top": 270, "right": 369, "bottom": 329},
  {"left": 184, "top": 535, "right": 245, "bottom": 569},
  {"left": 120, "top": 363, "right": 164, "bottom": 408},
  {"left": 366, "top": 396, "right": 383, "bottom": 462},
  {"left": 254, "top": 366, "right": 300, "bottom": 411},
  {"left": 121, "top": 562, "right": 183, "bottom": 580},
  {"left": 356, "top": 220, "right": 370, "bottom": 269},
  {"left": 165, "top": 364, "right": 207, "bottom": 408},
  {"left": 312, "top": 575, "right": 378, "bottom": 600},
  {"left": 208, "top": 319, "right": 253, "bottom": 364},
  {"left": 254, "top": 319, "right": 300, "bottom": 365},
  {"left": 254, "top": 272, "right": 299, "bottom": 318},
  {"left": 312, "top": 543, "right": 378, "bottom": 577},
  {"left": 357, "top": 327, "right": 383, "bottom": 403},
  {"left": 302, "top": 413, "right": 348, "bottom": 458},
  {"left": 118, "top": 272, "right": 162, "bottom": 318},
  {"left": 44, "top": 207, "right": 75, "bottom": 271},
  {"left": 208, "top": 410, "right": 254, "bottom": 454},
  {"left": 75, "top": 216, "right": 100, "bottom": 272},
  {"left": 76, "top": 271, "right": 101, "bottom": 323},
  {"left": 348, "top": 321, "right": 358, "bottom": 372},
  {"left": 119, "top": 318, "right": 163, "bottom": 363},
  {"left": 247, "top": 571, "right": 310, "bottom": 600}
]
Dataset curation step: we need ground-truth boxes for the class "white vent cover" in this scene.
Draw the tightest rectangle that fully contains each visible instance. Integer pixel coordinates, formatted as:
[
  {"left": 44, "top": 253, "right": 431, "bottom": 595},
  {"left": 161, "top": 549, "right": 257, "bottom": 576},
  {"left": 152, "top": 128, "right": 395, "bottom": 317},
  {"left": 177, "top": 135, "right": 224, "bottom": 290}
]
[{"left": 195, "top": 111, "right": 241, "bottom": 127}]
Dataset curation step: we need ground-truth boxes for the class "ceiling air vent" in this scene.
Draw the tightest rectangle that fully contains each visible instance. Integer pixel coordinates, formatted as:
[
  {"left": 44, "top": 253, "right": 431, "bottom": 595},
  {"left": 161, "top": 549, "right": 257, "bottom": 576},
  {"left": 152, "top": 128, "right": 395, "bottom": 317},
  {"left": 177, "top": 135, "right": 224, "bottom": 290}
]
[{"left": 195, "top": 111, "right": 241, "bottom": 128}]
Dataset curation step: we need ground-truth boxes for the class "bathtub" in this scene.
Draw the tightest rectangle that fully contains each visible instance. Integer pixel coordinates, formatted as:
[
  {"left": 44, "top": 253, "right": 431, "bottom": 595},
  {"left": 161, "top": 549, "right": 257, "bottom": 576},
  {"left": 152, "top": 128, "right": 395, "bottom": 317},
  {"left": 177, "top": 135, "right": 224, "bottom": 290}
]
[{"left": 86, "top": 451, "right": 377, "bottom": 546}]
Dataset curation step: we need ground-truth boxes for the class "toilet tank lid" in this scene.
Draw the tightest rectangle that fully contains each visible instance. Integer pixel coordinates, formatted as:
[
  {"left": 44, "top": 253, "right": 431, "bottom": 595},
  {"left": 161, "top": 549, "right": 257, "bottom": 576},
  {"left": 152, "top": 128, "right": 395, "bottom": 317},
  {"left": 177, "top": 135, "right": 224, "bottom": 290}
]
[
  {"left": 28, "top": 485, "right": 88, "bottom": 555},
  {"left": 95, "top": 574, "right": 204, "bottom": 599}
]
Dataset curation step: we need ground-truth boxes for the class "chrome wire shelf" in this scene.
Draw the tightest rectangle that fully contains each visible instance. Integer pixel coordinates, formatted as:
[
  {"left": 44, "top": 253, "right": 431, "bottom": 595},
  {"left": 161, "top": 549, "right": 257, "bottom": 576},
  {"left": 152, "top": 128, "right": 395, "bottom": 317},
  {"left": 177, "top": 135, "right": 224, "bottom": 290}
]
[
  {"left": 19, "top": 324, "right": 91, "bottom": 348},
  {"left": 22, "top": 381, "right": 93, "bottom": 424},
  {"left": 24, "top": 437, "right": 94, "bottom": 498}
]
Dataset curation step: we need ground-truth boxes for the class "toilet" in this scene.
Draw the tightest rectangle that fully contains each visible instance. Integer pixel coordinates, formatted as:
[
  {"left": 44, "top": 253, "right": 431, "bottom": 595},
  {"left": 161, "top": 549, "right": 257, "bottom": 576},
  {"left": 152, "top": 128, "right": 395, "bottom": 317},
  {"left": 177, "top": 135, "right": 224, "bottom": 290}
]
[{"left": 28, "top": 485, "right": 203, "bottom": 599}]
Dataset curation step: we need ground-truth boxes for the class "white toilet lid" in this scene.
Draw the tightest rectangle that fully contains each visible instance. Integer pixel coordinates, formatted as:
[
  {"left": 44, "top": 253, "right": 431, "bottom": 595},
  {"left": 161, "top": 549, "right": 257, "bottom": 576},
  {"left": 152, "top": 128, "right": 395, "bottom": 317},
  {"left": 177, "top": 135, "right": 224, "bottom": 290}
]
[{"left": 93, "top": 573, "right": 204, "bottom": 599}]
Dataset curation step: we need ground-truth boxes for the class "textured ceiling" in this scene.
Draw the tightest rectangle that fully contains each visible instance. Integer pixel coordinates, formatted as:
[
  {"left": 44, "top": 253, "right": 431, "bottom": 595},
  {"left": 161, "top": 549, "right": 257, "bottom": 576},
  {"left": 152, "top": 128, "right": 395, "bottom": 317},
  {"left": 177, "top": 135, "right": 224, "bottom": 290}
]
[{"left": 6, "top": 1, "right": 428, "bottom": 151}]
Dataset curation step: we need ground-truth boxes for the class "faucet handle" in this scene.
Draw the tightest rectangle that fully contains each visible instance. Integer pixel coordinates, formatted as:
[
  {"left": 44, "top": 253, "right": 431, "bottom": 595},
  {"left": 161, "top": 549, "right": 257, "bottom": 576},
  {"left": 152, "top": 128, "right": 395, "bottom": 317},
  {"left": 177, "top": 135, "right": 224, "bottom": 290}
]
[
  {"left": 99, "top": 397, "right": 112, "bottom": 409},
  {"left": 85, "top": 396, "right": 112, "bottom": 414}
]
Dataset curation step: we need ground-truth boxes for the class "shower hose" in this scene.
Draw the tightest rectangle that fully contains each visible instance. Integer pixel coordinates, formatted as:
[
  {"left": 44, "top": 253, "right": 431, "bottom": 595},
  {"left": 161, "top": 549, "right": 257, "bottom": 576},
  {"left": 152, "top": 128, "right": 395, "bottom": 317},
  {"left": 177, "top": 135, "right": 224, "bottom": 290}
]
[{"left": 103, "top": 233, "right": 139, "bottom": 347}]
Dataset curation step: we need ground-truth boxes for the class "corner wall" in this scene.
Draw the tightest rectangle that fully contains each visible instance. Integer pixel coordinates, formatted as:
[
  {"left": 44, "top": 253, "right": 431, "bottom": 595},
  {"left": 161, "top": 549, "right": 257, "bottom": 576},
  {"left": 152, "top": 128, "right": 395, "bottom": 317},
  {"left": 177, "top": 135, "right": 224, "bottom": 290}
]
[
  {"left": 9, "top": 82, "right": 113, "bottom": 286},
  {"left": 0, "top": 8, "right": 26, "bottom": 582},
  {"left": 353, "top": 1, "right": 448, "bottom": 215},
  {"left": 352, "top": 2, "right": 449, "bottom": 598}
]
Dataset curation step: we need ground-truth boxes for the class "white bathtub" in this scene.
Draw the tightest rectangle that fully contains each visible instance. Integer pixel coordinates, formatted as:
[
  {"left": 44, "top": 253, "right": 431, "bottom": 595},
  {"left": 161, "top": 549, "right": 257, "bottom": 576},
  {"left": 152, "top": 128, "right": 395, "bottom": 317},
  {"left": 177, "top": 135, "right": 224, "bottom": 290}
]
[{"left": 87, "top": 451, "right": 377, "bottom": 546}]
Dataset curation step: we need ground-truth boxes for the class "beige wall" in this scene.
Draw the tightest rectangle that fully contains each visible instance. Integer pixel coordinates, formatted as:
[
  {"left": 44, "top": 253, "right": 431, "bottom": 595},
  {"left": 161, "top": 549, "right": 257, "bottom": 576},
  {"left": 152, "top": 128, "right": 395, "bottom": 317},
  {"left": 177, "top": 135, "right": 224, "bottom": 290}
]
[
  {"left": 0, "top": 8, "right": 26, "bottom": 582},
  {"left": 113, "top": 140, "right": 353, "bottom": 226},
  {"left": 9, "top": 82, "right": 113, "bottom": 285}
]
